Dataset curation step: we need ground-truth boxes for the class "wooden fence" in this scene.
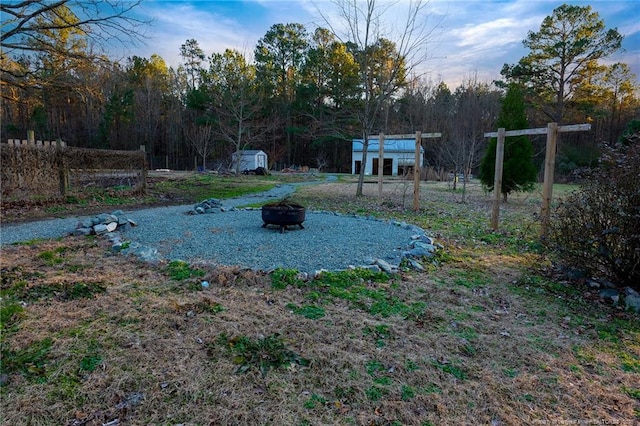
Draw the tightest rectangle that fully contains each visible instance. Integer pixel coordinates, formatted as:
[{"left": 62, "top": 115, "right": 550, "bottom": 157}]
[
  {"left": 1, "top": 142, "right": 147, "bottom": 200},
  {"left": 7, "top": 139, "right": 67, "bottom": 147}
]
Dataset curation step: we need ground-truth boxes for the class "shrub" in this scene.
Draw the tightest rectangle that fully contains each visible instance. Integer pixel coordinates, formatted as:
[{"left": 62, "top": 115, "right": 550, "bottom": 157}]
[{"left": 547, "top": 142, "right": 640, "bottom": 289}]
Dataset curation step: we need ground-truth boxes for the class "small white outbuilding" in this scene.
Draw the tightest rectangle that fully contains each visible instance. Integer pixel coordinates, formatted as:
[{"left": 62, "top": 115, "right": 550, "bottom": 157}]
[
  {"left": 352, "top": 139, "right": 423, "bottom": 176},
  {"left": 232, "top": 150, "right": 268, "bottom": 171}
]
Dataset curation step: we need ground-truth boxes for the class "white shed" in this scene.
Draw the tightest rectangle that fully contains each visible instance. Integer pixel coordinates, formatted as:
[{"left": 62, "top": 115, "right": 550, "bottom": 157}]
[
  {"left": 352, "top": 139, "right": 423, "bottom": 176},
  {"left": 232, "top": 150, "right": 268, "bottom": 171}
]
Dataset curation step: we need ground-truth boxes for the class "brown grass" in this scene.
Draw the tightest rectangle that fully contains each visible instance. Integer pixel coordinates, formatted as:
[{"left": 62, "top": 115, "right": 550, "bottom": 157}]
[{"left": 1, "top": 176, "right": 638, "bottom": 425}]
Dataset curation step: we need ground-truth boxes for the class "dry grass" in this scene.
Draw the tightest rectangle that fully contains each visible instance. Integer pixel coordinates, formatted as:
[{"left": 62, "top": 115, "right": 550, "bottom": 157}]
[{"left": 1, "top": 177, "right": 638, "bottom": 425}]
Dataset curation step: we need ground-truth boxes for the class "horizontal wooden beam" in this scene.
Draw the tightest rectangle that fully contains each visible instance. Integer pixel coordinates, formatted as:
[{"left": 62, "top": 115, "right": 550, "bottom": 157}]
[{"left": 484, "top": 123, "right": 591, "bottom": 138}]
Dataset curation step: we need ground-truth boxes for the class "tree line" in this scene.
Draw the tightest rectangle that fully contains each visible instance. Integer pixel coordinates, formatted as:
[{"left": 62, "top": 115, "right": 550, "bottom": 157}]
[{"left": 2, "top": 1, "right": 638, "bottom": 180}]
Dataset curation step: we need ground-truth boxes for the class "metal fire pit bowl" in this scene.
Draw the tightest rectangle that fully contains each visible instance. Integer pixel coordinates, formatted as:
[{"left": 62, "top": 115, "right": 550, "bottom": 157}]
[{"left": 261, "top": 201, "right": 306, "bottom": 233}]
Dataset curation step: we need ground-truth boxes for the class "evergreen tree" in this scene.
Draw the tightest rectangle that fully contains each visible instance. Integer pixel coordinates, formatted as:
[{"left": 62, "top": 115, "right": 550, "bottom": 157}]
[{"left": 479, "top": 84, "right": 537, "bottom": 202}]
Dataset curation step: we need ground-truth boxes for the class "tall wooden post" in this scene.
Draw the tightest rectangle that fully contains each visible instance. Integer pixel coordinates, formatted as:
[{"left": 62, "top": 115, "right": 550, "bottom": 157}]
[
  {"left": 540, "top": 122, "right": 558, "bottom": 238},
  {"left": 27, "top": 130, "right": 35, "bottom": 145},
  {"left": 377, "top": 133, "right": 385, "bottom": 200},
  {"left": 140, "top": 145, "right": 147, "bottom": 193},
  {"left": 491, "top": 128, "right": 506, "bottom": 230},
  {"left": 413, "top": 131, "right": 422, "bottom": 211}
]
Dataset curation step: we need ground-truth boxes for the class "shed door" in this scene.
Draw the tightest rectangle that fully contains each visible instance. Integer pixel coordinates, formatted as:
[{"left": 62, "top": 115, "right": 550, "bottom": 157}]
[{"left": 372, "top": 158, "right": 393, "bottom": 175}]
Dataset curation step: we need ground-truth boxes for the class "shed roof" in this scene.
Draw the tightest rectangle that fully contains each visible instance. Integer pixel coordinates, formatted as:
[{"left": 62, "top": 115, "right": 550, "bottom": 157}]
[
  {"left": 352, "top": 139, "right": 423, "bottom": 152},
  {"left": 234, "top": 150, "right": 266, "bottom": 156}
]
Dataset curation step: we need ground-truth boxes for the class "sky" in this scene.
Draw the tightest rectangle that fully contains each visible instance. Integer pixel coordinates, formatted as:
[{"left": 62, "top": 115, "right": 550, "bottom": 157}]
[{"left": 119, "top": 0, "right": 640, "bottom": 89}]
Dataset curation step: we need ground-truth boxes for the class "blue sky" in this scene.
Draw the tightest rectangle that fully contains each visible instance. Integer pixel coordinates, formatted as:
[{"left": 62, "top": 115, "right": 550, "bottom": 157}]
[{"left": 122, "top": 0, "right": 640, "bottom": 88}]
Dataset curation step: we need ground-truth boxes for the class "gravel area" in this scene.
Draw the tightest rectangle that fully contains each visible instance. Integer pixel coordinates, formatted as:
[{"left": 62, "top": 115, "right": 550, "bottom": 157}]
[{"left": 1, "top": 182, "right": 427, "bottom": 273}]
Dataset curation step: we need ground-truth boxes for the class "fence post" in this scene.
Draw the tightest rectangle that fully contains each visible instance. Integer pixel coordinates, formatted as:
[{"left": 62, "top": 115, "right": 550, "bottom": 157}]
[
  {"left": 540, "top": 122, "right": 558, "bottom": 238},
  {"left": 490, "top": 128, "right": 506, "bottom": 230},
  {"left": 413, "top": 131, "right": 422, "bottom": 212},
  {"left": 377, "top": 133, "right": 385, "bottom": 200},
  {"left": 140, "top": 145, "right": 147, "bottom": 193},
  {"left": 58, "top": 152, "right": 69, "bottom": 197}
]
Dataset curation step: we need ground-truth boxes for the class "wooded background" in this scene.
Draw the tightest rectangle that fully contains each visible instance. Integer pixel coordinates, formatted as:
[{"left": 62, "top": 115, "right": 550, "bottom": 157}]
[{"left": 2, "top": 2, "right": 638, "bottom": 179}]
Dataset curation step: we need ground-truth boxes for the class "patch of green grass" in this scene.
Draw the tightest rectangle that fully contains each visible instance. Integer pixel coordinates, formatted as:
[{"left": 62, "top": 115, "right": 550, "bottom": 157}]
[
  {"left": 166, "top": 260, "right": 205, "bottom": 281},
  {"left": 37, "top": 247, "right": 67, "bottom": 265},
  {"left": 510, "top": 274, "right": 582, "bottom": 301},
  {"left": 194, "top": 299, "right": 225, "bottom": 315},
  {"left": 503, "top": 368, "right": 519, "bottom": 378},
  {"left": 619, "top": 352, "right": 640, "bottom": 373},
  {"left": 365, "top": 385, "right": 388, "bottom": 402},
  {"left": 450, "top": 269, "right": 490, "bottom": 289},
  {"left": 303, "top": 393, "right": 327, "bottom": 409},
  {"left": 79, "top": 354, "right": 103, "bottom": 372},
  {"left": 420, "top": 383, "right": 442, "bottom": 394},
  {"left": 401, "top": 385, "right": 416, "bottom": 400},
  {"left": 365, "top": 360, "right": 385, "bottom": 376},
  {"left": 404, "top": 359, "right": 420, "bottom": 372},
  {"left": 286, "top": 303, "right": 326, "bottom": 320},
  {"left": 0, "top": 338, "right": 53, "bottom": 382},
  {"left": 11, "top": 238, "right": 48, "bottom": 246},
  {"left": 216, "top": 333, "right": 310, "bottom": 377},
  {"left": 0, "top": 302, "right": 24, "bottom": 333},
  {"left": 314, "top": 269, "right": 389, "bottom": 289},
  {"left": 623, "top": 387, "right": 640, "bottom": 401},
  {"left": 154, "top": 175, "right": 276, "bottom": 202},
  {"left": 431, "top": 359, "right": 466, "bottom": 380},
  {"left": 271, "top": 268, "right": 304, "bottom": 289},
  {"left": 363, "top": 324, "right": 392, "bottom": 347},
  {"left": 2, "top": 281, "right": 106, "bottom": 302},
  {"left": 373, "top": 376, "right": 392, "bottom": 385}
]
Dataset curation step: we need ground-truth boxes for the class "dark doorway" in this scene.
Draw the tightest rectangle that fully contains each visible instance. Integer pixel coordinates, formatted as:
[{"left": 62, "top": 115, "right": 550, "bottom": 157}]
[
  {"left": 354, "top": 160, "right": 362, "bottom": 175},
  {"left": 372, "top": 158, "right": 393, "bottom": 175}
]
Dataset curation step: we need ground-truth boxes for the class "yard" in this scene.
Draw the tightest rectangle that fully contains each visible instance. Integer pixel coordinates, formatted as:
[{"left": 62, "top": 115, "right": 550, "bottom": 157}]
[{"left": 1, "top": 174, "right": 638, "bottom": 425}]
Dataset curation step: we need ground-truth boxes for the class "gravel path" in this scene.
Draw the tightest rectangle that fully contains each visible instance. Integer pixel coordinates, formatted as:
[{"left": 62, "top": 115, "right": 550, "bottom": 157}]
[{"left": 1, "top": 181, "right": 426, "bottom": 273}]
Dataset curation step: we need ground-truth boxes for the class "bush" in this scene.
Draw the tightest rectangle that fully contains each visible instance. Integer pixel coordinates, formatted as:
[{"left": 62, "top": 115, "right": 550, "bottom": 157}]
[{"left": 548, "top": 142, "right": 640, "bottom": 289}]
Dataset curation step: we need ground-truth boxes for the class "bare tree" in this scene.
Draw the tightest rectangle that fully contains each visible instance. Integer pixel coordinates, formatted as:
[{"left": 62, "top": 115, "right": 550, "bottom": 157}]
[
  {"left": 188, "top": 124, "right": 213, "bottom": 171},
  {"left": 1, "top": 0, "right": 148, "bottom": 78},
  {"left": 317, "top": 0, "right": 440, "bottom": 195}
]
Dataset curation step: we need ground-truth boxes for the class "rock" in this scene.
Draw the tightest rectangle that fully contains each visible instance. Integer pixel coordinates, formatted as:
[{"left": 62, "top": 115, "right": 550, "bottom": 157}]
[
  {"left": 73, "top": 227, "right": 92, "bottom": 236},
  {"left": 358, "top": 264, "right": 382, "bottom": 273},
  {"left": 128, "top": 219, "right": 138, "bottom": 227},
  {"left": 404, "top": 247, "right": 435, "bottom": 258},
  {"left": 137, "top": 247, "right": 159, "bottom": 263},
  {"left": 566, "top": 268, "right": 587, "bottom": 280},
  {"left": 407, "top": 258, "right": 425, "bottom": 271},
  {"left": 375, "top": 258, "right": 397, "bottom": 274},
  {"left": 93, "top": 224, "right": 109, "bottom": 235},
  {"left": 586, "top": 279, "right": 601, "bottom": 289},
  {"left": 195, "top": 206, "right": 205, "bottom": 214},
  {"left": 623, "top": 287, "right": 640, "bottom": 298},
  {"left": 78, "top": 219, "right": 93, "bottom": 229},
  {"left": 599, "top": 288, "right": 620, "bottom": 305},
  {"left": 625, "top": 295, "right": 640, "bottom": 313},
  {"left": 106, "top": 222, "right": 118, "bottom": 232}
]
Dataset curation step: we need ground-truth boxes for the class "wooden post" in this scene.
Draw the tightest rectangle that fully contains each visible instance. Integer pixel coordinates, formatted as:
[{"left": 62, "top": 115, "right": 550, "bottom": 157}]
[
  {"left": 540, "top": 122, "right": 558, "bottom": 238},
  {"left": 490, "top": 128, "right": 505, "bottom": 230},
  {"left": 27, "top": 130, "right": 35, "bottom": 145},
  {"left": 485, "top": 122, "right": 589, "bottom": 235},
  {"left": 139, "top": 145, "right": 147, "bottom": 193},
  {"left": 413, "top": 131, "right": 422, "bottom": 212},
  {"left": 378, "top": 133, "right": 385, "bottom": 200}
]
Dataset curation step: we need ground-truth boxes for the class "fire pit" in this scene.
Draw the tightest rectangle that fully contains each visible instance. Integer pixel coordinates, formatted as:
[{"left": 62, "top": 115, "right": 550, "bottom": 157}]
[{"left": 261, "top": 201, "right": 306, "bottom": 233}]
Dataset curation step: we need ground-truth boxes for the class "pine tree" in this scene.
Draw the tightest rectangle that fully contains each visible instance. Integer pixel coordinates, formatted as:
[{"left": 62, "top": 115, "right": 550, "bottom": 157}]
[{"left": 479, "top": 84, "right": 537, "bottom": 202}]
